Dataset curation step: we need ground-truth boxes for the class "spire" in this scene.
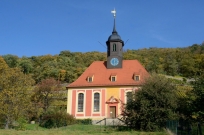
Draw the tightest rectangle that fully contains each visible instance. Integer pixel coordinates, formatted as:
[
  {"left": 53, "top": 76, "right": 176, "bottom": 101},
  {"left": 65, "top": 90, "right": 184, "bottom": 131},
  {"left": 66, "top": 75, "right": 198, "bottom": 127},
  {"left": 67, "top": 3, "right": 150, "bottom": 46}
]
[
  {"left": 111, "top": 9, "right": 117, "bottom": 34},
  {"left": 107, "top": 8, "right": 123, "bottom": 45},
  {"left": 113, "top": 17, "right": 117, "bottom": 34}
]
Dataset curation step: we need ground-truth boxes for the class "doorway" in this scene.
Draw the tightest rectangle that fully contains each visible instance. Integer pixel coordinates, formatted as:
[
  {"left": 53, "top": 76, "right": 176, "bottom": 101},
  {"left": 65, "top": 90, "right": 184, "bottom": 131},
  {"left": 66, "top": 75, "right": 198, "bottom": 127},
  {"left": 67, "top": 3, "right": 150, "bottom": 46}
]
[{"left": 110, "top": 106, "right": 116, "bottom": 118}]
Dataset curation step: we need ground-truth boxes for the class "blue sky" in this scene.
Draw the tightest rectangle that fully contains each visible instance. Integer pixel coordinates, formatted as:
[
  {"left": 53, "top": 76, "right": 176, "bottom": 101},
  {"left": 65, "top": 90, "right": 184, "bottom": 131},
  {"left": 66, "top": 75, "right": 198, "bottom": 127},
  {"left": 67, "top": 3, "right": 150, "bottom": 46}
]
[{"left": 0, "top": 0, "right": 204, "bottom": 57}]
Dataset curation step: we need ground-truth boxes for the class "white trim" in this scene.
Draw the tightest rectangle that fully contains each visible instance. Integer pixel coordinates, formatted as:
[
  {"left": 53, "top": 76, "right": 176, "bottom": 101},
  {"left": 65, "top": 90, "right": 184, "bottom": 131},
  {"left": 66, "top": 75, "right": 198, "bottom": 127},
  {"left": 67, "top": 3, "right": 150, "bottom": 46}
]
[
  {"left": 124, "top": 89, "right": 133, "bottom": 104},
  {"left": 76, "top": 91, "right": 86, "bottom": 114},
  {"left": 87, "top": 76, "right": 94, "bottom": 82},
  {"left": 134, "top": 75, "right": 140, "bottom": 81},
  {"left": 67, "top": 89, "right": 73, "bottom": 114},
  {"left": 111, "top": 76, "right": 117, "bottom": 82},
  {"left": 92, "top": 91, "right": 101, "bottom": 114}
]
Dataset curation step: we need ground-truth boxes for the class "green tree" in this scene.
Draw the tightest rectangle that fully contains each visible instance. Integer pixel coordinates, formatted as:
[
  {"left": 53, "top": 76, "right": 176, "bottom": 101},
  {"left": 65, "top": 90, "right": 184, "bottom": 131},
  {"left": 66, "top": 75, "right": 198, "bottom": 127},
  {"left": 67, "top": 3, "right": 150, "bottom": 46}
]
[
  {"left": 59, "top": 50, "right": 73, "bottom": 58},
  {"left": 163, "top": 52, "right": 178, "bottom": 76},
  {"left": 2, "top": 54, "right": 19, "bottom": 68},
  {"left": 190, "top": 74, "right": 204, "bottom": 121},
  {"left": 175, "top": 85, "right": 193, "bottom": 123},
  {"left": 122, "top": 74, "right": 178, "bottom": 131},
  {"left": 18, "top": 57, "right": 34, "bottom": 74},
  {"left": 180, "top": 53, "right": 197, "bottom": 77}
]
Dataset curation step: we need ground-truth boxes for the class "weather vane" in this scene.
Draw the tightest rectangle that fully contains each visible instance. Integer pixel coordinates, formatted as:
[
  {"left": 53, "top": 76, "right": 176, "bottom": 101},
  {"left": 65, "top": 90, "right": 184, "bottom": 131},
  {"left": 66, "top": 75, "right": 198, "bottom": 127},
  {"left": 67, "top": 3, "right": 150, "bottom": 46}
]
[{"left": 111, "top": 8, "right": 116, "bottom": 18}]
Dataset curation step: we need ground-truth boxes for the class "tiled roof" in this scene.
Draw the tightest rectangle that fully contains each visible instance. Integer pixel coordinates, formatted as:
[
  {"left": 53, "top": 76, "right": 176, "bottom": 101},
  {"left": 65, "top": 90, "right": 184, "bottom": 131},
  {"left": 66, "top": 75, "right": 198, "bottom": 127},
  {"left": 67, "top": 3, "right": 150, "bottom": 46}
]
[{"left": 67, "top": 60, "right": 149, "bottom": 88}]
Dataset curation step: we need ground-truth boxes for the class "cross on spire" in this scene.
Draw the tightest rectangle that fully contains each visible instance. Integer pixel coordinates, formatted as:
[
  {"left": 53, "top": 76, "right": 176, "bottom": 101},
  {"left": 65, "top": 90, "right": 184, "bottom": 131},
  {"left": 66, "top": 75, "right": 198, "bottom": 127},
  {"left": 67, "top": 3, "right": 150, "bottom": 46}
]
[
  {"left": 111, "top": 8, "right": 117, "bottom": 34},
  {"left": 111, "top": 8, "right": 116, "bottom": 18}
]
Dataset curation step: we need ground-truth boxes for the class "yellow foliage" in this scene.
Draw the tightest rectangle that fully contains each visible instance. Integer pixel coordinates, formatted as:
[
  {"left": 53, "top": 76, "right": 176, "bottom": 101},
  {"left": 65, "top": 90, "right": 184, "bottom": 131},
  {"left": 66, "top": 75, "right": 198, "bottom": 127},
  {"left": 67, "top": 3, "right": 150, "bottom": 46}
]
[
  {"left": 0, "top": 56, "right": 8, "bottom": 70},
  {"left": 59, "top": 69, "right": 66, "bottom": 81},
  {"left": 0, "top": 67, "right": 35, "bottom": 127},
  {"left": 176, "top": 85, "right": 193, "bottom": 98}
]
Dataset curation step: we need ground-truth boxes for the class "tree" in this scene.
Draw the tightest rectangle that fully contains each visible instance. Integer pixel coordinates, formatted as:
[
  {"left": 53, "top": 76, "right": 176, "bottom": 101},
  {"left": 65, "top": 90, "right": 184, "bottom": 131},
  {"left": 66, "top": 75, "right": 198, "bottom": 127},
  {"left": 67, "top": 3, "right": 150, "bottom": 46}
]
[
  {"left": 122, "top": 74, "right": 178, "bottom": 131},
  {"left": 2, "top": 54, "right": 19, "bottom": 68},
  {"left": 17, "top": 57, "right": 34, "bottom": 74},
  {"left": 163, "top": 52, "right": 178, "bottom": 76},
  {"left": 0, "top": 56, "right": 9, "bottom": 71},
  {"left": 180, "top": 53, "right": 197, "bottom": 77},
  {"left": 175, "top": 85, "right": 193, "bottom": 123},
  {"left": 31, "top": 78, "right": 62, "bottom": 113},
  {"left": 0, "top": 68, "right": 35, "bottom": 129},
  {"left": 190, "top": 74, "right": 204, "bottom": 122}
]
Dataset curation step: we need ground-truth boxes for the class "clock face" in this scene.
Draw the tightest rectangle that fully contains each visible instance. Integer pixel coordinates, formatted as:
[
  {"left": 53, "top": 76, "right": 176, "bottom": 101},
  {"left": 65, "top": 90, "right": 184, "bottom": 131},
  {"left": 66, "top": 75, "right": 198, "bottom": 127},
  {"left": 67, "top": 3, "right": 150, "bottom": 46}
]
[{"left": 110, "top": 58, "right": 119, "bottom": 66}]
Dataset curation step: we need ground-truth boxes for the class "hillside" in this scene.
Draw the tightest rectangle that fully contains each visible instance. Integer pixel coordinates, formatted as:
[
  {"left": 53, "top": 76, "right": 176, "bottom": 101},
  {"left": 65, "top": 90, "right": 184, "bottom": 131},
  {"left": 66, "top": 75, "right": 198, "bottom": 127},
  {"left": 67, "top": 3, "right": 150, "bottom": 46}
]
[{"left": 1, "top": 43, "right": 204, "bottom": 84}]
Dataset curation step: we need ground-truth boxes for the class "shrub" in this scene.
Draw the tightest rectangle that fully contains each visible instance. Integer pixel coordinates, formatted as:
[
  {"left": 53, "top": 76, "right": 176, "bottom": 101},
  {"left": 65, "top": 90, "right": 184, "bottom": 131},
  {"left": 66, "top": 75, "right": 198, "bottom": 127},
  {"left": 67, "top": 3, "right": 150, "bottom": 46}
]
[
  {"left": 76, "top": 118, "right": 92, "bottom": 125},
  {"left": 0, "top": 114, "right": 5, "bottom": 129},
  {"left": 39, "top": 110, "right": 76, "bottom": 128},
  {"left": 13, "top": 117, "right": 27, "bottom": 130}
]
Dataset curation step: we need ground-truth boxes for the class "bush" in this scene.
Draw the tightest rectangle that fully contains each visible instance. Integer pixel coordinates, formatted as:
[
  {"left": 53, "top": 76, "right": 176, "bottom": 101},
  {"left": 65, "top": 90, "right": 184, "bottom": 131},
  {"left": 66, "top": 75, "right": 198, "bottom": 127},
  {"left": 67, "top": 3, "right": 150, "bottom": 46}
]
[
  {"left": 13, "top": 117, "right": 27, "bottom": 130},
  {"left": 39, "top": 110, "right": 76, "bottom": 128},
  {"left": 76, "top": 118, "right": 92, "bottom": 125},
  {"left": 0, "top": 114, "right": 5, "bottom": 129}
]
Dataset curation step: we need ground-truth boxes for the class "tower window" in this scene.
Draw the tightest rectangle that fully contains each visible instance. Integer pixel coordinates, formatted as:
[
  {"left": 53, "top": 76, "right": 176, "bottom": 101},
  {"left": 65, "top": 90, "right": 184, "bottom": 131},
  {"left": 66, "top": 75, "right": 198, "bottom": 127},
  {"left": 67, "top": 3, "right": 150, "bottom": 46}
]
[{"left": 112, "top": 44, "right": 116, "bottom": 52}]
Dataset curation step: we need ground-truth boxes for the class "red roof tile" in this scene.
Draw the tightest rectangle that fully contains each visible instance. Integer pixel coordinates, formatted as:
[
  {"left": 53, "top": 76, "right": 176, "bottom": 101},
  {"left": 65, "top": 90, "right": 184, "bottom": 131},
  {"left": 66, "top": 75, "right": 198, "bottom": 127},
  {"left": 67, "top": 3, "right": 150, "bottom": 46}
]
[{"left": 67, "top": 60, "right": 149, "bottom": 88}]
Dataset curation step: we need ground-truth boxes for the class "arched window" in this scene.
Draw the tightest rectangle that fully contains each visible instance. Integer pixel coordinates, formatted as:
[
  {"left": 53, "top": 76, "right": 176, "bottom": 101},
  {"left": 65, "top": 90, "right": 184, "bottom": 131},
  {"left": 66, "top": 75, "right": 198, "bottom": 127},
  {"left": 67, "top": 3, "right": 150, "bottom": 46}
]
[
  {"left": 78, "top": 93, "right": 84, "bottom": 112},
  {"left": 94, "top": 93, "right": 100, "bottom": 112},
  {"left": 112, "top": 44, "right": 116, "bottom": 52},
  {"left": 126, "top": 92, "right": 132, "bottom": 104}
]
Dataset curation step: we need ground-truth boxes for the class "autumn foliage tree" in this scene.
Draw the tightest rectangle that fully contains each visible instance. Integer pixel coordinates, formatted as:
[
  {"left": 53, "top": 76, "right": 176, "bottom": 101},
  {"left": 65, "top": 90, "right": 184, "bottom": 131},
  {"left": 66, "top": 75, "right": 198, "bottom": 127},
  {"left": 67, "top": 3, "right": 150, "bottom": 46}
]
[
  {"left": 31, "top": 78, "right": 62, "bottom": 114},
  {"left": 2, "top": 44, "right": 204, "bottom": 84},
  {"left": 0, "top": 57, "right": 35, "bottom": 129}
]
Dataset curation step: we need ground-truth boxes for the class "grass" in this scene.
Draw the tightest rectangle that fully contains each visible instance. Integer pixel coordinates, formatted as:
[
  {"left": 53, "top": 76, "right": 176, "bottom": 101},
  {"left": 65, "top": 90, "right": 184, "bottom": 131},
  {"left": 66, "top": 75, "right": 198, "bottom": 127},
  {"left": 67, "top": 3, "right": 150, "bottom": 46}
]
[{"left": 0, "top": 124, "right": 169, "bottom": 135}]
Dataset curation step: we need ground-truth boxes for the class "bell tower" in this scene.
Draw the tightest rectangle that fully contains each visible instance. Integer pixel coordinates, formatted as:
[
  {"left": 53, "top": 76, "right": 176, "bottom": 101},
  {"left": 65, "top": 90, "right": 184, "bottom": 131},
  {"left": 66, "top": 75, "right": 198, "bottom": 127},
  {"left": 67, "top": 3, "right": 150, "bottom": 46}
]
[{"left": 106, "top": 9, "right": 124, "bottom": 69}]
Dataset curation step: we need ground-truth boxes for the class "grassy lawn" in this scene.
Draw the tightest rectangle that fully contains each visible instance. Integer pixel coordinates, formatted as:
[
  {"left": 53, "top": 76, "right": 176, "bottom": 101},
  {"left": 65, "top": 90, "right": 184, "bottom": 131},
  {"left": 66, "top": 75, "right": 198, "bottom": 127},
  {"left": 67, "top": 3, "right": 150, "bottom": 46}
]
[{"left": 0, "top": 124, "right": 168, "bottom": 135}]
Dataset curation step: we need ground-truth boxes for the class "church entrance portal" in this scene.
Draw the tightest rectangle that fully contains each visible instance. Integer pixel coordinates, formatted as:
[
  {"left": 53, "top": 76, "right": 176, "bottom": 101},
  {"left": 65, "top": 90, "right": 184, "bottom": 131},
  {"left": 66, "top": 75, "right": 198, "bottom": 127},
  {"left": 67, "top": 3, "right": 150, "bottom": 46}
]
[{"left": 110, "top": 106, "right": 116, "bottom": 118}]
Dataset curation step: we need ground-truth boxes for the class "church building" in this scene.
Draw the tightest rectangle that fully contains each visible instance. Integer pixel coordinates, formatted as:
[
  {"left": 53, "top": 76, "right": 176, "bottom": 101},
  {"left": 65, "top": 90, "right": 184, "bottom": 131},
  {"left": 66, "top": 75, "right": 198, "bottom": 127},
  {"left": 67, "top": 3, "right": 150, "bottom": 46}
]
[{"left": 66, "top": 10, "right": 149, "bottom": 120}]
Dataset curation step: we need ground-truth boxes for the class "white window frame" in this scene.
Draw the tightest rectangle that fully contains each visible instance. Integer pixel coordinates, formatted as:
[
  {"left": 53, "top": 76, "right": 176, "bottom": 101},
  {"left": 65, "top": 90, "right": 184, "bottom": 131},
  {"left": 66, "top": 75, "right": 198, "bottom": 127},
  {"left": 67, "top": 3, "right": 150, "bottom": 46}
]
[
  {"left": 87, "top": 77, "right": 93, "bottom": 82},
  {"left": 77, "top": 92, "right": 85, "bottom": 113},
  {"left": 134, "top": 75, "right": 140, "bottom": 81},
  {"left": 92, "top": 90, "right": 102, "bottom": 114},
  {"left": 111, "top": 76, "right": 116, "bottom": 82},
  {"left": 125, "top": 90, "right": 133, "bottom": 104},
  {"left": 93, "top": 92, "right": 100, "bottom": 112}
]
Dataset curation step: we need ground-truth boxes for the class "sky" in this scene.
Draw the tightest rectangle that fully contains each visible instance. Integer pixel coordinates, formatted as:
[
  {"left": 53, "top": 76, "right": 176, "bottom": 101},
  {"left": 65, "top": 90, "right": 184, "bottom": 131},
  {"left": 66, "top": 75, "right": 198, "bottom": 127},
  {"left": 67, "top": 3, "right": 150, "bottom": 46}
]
[{"left": 0, "top": 0, "right": 204, "bottom": 57}]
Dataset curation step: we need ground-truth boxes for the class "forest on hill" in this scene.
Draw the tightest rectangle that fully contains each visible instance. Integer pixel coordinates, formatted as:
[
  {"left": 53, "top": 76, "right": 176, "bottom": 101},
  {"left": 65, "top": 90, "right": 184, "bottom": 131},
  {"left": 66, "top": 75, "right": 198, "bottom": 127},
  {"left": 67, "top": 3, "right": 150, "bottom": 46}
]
[
  {"left": 1, "top": 43, "right": 204, "bottom": 130},
  {"left": 1, "top": 43, "right": 204, "bottom": 84}
]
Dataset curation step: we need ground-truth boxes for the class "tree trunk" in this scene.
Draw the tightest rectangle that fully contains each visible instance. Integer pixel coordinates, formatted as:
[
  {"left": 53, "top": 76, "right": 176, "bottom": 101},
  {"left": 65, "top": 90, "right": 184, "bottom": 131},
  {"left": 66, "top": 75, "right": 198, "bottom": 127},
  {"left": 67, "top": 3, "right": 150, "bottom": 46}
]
[{"left": 5, "top": 118, "right": 10, "bottom": 129}]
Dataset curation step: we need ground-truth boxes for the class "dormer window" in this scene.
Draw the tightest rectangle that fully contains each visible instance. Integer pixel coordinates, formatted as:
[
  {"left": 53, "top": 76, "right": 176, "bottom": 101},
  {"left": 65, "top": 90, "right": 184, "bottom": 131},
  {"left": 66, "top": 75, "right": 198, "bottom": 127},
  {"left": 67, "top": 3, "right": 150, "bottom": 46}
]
[
  {"left": 88, "top": 77, "right": 93, "bottom": 82},
  {"left": 133, "top": 72, "right": 140, "bottom": 81},
  {"left": 87, "top": 74, "right": 94, "bottom": 82},
  {"left": 134, "top": 75, "right": 140, "bottom": 81},
  {"left": 110, "top": 73, "right": 117, "bottom": 82},
  {"left": 111, "top": 76, "right": 116, "bottom": 82}
]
